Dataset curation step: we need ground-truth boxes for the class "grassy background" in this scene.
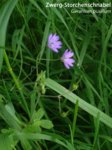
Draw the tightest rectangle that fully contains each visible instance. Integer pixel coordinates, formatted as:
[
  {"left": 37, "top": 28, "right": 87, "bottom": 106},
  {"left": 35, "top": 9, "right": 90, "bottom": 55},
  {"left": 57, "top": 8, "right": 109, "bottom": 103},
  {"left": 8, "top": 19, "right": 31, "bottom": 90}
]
[{"left": 0, "top": 0, "right": 112, "bottom": 149}]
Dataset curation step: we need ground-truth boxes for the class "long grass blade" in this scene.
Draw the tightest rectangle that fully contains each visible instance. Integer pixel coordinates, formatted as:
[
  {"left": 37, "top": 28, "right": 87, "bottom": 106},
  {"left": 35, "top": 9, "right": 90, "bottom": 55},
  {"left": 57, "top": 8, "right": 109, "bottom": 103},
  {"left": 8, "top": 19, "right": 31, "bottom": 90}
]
[
  {"left": 46, "top": 78, "right": 112, "bottom": 129},
  {"left": 0, "top": 0, "right": 18, "bottom": 72}
]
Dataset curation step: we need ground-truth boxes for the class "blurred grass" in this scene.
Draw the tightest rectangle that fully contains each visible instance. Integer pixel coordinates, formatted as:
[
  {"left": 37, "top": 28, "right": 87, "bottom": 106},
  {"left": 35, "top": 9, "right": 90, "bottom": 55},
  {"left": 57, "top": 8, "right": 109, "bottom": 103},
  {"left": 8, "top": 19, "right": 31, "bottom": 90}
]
[
  {"left": 0, "top": 0, "right": 112, "bottom": 149},
  {"left": 0, "top": 0, "right": 18, "bottom": 72}
]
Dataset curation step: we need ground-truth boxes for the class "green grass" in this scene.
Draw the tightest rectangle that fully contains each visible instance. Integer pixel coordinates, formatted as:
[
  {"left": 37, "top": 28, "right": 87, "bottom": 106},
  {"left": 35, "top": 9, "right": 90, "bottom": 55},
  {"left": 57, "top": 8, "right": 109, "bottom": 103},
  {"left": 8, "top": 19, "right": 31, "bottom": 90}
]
[{"left": 0, "top": 0, "right": 112, "bottom": 149}]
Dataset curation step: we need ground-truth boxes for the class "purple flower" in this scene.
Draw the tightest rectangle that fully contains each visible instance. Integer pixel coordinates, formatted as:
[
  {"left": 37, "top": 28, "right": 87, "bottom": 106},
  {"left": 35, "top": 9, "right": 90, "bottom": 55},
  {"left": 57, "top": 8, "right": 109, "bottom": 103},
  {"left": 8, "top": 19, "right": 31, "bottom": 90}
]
[
  {"left": 48, "top": 33, "right": 62, "bottom": 53},
  {"left": 61, "top": 49, "right": 75, "bottom": 69}
]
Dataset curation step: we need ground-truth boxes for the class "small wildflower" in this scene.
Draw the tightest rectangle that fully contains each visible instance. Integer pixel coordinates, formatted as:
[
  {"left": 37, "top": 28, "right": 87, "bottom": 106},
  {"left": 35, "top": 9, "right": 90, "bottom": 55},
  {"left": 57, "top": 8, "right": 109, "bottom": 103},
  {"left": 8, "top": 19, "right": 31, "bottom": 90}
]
[
  {"left": 61, "top": 49, "right": 75, "bottom": 69},
  {"left": 48, "top": 33, "right": 62, "bottom": 53}
]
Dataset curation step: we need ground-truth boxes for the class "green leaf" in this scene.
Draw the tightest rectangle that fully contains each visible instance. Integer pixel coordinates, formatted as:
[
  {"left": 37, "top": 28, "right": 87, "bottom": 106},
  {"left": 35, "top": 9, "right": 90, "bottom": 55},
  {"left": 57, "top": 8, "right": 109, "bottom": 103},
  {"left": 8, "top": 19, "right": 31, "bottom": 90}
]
[
  {"left": 0, "top": 103, "right": 21, "bottom": 130},
  {"left": 0, "top": 0, "right": 18, "bottom": 72},
  {"left": 5, "top": 103, "right": 22, "bottom": 125},
  {"left": 32, "top": 108, "right": 45, "bottom": 121},
  {"left": 40, "top": 120, "right": 54, "bottom": 129},
  {"left": 16, "top": 132, "right": 68, "bottom": 148},
  {"left": 45, "top": 78, "right": 112, "bottom": 129},
  {"left": 20, "top": 138, "right": 32, "bottom": 150},
  {"left": 24, "top": 123, "right": 41, "bottom": 133},
  {"left": 0, "top": 133, "right": 15, "bottom": 150}
]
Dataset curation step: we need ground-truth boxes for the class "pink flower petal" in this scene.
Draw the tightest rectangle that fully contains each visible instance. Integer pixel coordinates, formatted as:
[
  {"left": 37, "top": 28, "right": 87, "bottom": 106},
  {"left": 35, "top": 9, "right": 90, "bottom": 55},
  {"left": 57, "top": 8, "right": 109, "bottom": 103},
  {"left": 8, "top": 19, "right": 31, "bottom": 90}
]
[
  {"left": 64, "top": 62, "right": 70, "bottom": 69},
  {"left": 61, "top": 49, "right": 75, "bottom": 69},
  {"left": 48, "top": 33, "right": 62, "bottom": 52}
]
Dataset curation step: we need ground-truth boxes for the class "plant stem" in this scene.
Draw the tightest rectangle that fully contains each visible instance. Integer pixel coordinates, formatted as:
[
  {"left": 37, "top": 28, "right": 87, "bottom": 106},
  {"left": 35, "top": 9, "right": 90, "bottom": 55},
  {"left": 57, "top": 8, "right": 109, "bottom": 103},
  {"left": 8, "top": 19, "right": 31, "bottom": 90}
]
[{"left": 4, "top": 50, "right": 30, "bottom": 117}]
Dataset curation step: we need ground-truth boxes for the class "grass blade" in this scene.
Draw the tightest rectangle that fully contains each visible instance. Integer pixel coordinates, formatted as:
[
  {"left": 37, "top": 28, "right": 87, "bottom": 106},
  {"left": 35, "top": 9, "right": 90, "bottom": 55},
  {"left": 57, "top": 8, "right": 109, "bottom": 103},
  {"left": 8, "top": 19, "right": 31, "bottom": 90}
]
[
  {"left": 46, "top": 78, "right": 112, "bottom": 129},
  {"left": 0, "top": 0, "right": 18, "bottom": 72}
]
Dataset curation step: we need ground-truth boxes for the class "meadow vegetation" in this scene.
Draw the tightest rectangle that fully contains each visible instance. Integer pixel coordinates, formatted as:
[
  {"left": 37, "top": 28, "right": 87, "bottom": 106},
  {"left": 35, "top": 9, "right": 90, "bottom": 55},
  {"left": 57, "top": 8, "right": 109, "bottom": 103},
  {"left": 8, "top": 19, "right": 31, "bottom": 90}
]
[{"left": 0, "top": 0, "right": 112, "bottom": 149}]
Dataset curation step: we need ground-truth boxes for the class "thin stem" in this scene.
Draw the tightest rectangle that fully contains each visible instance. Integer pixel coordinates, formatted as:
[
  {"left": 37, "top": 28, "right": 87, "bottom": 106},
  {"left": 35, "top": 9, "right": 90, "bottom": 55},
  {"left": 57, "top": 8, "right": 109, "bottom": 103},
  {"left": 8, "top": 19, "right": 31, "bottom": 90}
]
[
  {"left": 4, "top": 50, "right": 30, "bottom": 117},
  {"left": 36, "top": 58, "right": 60, "bottom": 62}
]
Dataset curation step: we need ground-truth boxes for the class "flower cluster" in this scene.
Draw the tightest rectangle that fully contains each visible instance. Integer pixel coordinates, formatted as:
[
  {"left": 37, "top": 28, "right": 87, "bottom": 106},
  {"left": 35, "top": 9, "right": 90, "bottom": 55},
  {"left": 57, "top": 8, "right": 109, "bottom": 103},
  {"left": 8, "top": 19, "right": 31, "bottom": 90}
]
[{"left": 48, "top": 33, "right": 75, "bottom": 69}]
